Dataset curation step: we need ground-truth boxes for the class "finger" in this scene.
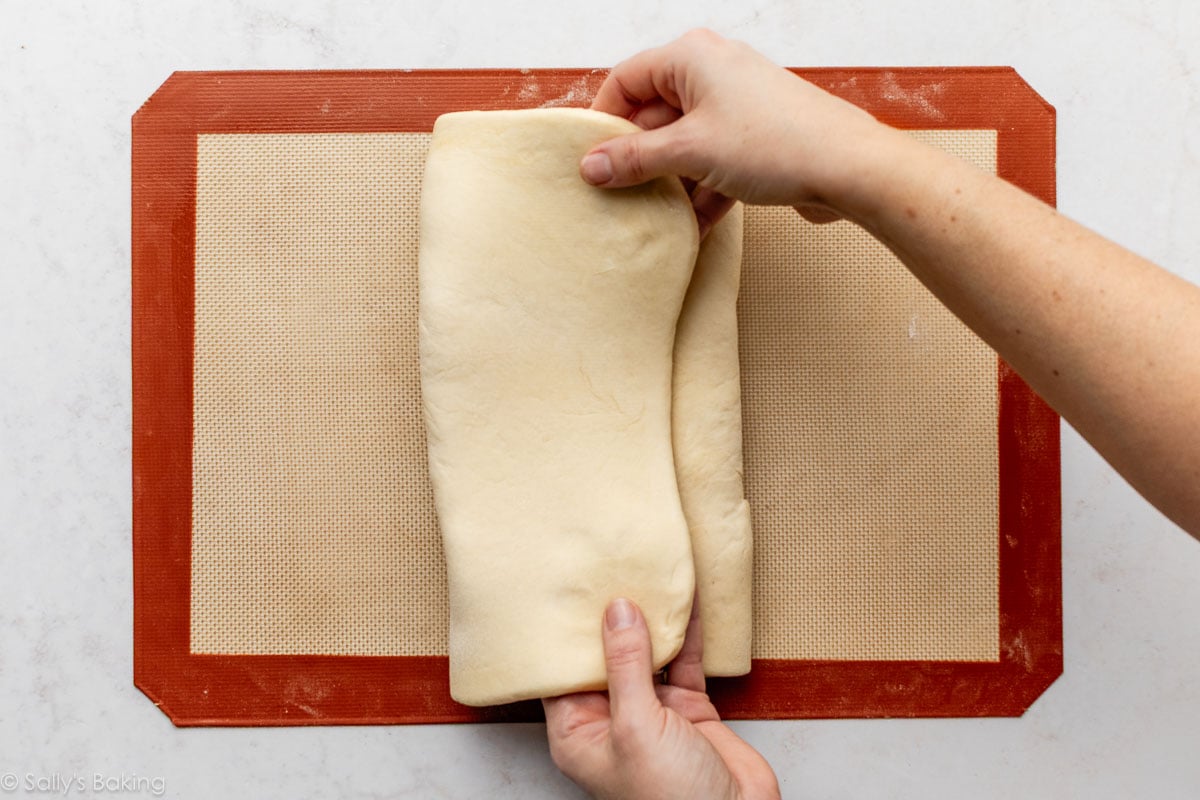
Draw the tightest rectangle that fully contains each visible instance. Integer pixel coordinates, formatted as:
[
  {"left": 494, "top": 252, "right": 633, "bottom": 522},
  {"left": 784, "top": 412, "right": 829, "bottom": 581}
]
[
  {"left": 694, "top": 721, "right": 782, "bottom": 798},
  {"left": 579, "top": 120, "right": 700, "bottom": 188},
  {"left": 541, "top": 693, "right": 608, "bottom": 740},
  {"left": 601, "top": 598, "right": 660, "bottom": 730},
  {"left": 795, "top": 204, "right": 843, "bottom": 224},
  {"left": 691, "top": 186, "right": 736, "bottom": 239},
  {"left": 628, "top": 99, "right": 683, "bottom": 131},
  {"left": 541, "top": 695, "right": 575, "bottom": 745},
  {"left": 590, "top": 43, "right": 684, "bottom": 118},
  {"left": 540, "top": 695, "right": 613, "bottom": 793},
  {"left": 665, "top": 593, "right": 706, "bottom": 692},
  {"left": 654, "top": 684, "right": 721, "bottom": 723},
  {"left": 592, "top": 28, "right": 730, "bottom": 117}
]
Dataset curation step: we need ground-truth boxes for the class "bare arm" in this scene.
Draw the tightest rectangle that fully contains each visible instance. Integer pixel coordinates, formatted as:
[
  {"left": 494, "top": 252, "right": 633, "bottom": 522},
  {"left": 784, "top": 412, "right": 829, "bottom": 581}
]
[
  {"left": 583, "top": 29, "right": 1200, "bottom": 538},
  {"left": 840, "top": 133, "right": 1200, "bottom": 534}
]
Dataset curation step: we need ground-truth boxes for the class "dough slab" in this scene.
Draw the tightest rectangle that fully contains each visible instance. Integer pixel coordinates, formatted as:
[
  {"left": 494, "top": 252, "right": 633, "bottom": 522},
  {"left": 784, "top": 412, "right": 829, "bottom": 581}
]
[
  {"left": 419, "top": 108, "right": 699, "bottom": 706},
  {"left": 673, "top": 204, "right": 753, "bottom": 676}
]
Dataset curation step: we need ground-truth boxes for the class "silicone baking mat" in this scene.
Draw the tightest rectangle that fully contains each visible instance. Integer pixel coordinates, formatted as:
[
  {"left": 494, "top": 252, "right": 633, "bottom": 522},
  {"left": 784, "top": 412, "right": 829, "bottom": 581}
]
[{"left": 132, "top": 68, "right": 1060, "bottom": 726}]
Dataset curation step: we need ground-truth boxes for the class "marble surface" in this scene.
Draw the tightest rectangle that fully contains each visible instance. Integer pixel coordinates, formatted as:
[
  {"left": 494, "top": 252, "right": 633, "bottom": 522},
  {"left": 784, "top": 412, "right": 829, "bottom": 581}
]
[{"left": 3, "top": 1, "right": 1200, "bottom": 797}]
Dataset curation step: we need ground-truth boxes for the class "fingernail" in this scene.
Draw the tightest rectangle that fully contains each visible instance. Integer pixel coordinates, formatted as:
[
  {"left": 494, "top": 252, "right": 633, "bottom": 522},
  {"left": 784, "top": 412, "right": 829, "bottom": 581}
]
[
  {"left": 606, "top": 598, "right": 636, "bottom": 631},
  {"left": 580, "top": 152, "right": 613, "bottom": 185}
]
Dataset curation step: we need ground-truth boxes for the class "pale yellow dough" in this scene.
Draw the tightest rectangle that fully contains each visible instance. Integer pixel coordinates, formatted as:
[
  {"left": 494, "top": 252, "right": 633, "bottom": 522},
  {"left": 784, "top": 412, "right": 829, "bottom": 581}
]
[
  {"left": 673, "top": 205, "right": 753, "bottom": 676},
  {"left": 419, "top": 108, "right": 699, "bottom": 706}
]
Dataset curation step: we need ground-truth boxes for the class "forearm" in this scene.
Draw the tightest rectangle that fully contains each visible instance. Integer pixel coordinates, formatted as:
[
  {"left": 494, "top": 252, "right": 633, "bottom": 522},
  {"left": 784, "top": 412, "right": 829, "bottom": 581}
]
[{"left": 835, "top": 130, "right": 1200, "bottom": 536}]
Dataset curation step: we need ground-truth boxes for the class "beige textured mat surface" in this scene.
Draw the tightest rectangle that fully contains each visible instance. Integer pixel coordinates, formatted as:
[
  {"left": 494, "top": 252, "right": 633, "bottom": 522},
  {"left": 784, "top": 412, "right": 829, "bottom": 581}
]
[{"left": 190, "top": 129, "right": 998, "bottom": 662}]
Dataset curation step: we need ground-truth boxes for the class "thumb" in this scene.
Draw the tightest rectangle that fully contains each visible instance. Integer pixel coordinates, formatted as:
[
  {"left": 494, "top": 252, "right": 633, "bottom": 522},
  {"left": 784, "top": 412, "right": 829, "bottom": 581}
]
[
  {"left": 580, "top": 122, "right": 698, "bottom": 188},
  {"left": 602, "top": 598, "right": 660, "bottom": 729}
]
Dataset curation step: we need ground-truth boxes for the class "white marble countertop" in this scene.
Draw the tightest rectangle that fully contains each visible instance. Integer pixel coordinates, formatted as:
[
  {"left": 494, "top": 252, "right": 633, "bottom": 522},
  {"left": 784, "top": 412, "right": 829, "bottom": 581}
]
[{"left": 3, "top": 1, "right": 1199, "bottom": 797}]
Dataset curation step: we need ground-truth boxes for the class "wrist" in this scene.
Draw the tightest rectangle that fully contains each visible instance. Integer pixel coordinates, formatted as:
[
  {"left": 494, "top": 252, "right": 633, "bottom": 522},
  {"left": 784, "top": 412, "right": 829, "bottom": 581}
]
[{"left": 815, "top": 122, "right": 922, "bottom": 227}]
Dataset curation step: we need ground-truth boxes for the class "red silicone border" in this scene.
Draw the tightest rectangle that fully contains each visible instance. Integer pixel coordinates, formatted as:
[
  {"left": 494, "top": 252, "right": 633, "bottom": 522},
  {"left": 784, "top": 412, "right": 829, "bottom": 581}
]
[{"left": 131, "top": 68, "right": 1060, "bottom": 726}]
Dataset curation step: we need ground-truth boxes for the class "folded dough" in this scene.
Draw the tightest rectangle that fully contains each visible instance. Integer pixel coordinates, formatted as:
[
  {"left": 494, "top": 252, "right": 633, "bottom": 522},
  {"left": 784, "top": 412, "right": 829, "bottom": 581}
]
[
  {"left": 672, "top": 204, "right": 753, "bottom": 676},
  {"left": 419, "top": 108, "right": 699, "bottom": 706}
]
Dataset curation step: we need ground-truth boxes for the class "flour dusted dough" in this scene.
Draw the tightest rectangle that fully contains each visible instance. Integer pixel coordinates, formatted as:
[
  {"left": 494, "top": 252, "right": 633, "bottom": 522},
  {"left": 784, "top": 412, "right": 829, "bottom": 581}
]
[
  {"left": 419, "top": 108, "right": 699, "bottom": 706},
  {"left": 672, "top": 205, "right": 753, "bottom": 676}
]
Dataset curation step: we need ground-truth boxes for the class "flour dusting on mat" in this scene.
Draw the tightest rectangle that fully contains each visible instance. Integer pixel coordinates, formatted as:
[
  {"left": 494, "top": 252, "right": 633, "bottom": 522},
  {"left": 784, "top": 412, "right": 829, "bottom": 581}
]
[
  {"left": 517, "top": 76, "right": 540, "bottom": 101},
  {"left": 880, "top": 71, "right": 947, "bottom": 120},
  {"left": 539, "top": 72, "right": 601, "bottom": 108}
]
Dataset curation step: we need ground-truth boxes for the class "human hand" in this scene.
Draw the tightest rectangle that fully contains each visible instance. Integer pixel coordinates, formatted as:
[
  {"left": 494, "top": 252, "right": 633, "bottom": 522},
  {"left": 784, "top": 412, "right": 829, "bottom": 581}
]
[
  {"left": 542, "top": 598, "right": 780, "bottom": 800},
  {"left": 581, "top": 29, "right": 892, "bottom": 231}
]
